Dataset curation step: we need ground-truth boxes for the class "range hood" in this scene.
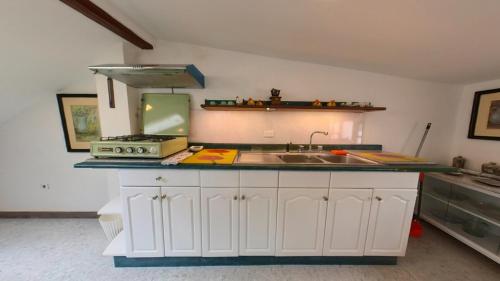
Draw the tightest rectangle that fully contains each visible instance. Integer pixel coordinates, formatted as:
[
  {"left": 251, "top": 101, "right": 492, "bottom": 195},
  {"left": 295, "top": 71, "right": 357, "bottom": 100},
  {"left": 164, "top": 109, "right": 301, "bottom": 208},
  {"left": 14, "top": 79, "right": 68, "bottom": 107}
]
[{"left": 88, "top": 64, "right": 205, "bottom": 89}]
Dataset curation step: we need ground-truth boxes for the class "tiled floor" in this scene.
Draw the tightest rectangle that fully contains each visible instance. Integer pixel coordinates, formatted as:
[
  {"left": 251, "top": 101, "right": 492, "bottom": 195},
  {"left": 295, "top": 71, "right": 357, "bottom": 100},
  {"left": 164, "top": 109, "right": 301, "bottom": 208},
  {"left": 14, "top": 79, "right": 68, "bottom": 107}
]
[{"left": 0, "top": 219, "right": 498, "bottom": 281}]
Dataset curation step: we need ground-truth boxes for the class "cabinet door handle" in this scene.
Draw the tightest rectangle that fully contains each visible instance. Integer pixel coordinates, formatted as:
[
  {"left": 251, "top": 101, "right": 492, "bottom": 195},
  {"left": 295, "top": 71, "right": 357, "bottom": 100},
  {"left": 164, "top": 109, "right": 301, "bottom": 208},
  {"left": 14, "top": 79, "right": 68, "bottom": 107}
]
[
  {"left": 375, "top": 196, "right": 382, "bottom": 201},
  {"left": 161, "top": 194, "right": 167, "bottom": 200},
  {"left": 152, "top": 195, "right": 159, "bottom": 200},
  {"left": 155, "top": 176, "right": 163, "bottom": 181},
  {"left": 241, "top": 195, "right": 246, "bottom": 200},
  {"left": 233, "top": 195, "right": 238, "bottom": 200},
  {"left": 323, "top": 196, "right": 328, "bottom": 201}
]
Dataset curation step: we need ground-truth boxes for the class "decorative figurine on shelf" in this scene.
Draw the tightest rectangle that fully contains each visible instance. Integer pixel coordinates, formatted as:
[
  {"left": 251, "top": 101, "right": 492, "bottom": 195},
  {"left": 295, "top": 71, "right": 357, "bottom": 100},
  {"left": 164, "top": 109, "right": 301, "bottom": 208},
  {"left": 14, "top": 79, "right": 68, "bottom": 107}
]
[
  {"left": 236, "top": 96, "right": 243, "bottom": 105},
  {"left": 247, "top": 98, "right": 255, "bottom": 105},
  {"left": 269, "top": 88, "right": 282, "bottom": 105},
  {"left": 327, "top": 100, "right": 336, "bottom": 107},
  {"left": 256, "top": 100, "right": 264, "bottom": 106},
  {"left": 312, "top": 99, "right": 322, "bottom": 107}
]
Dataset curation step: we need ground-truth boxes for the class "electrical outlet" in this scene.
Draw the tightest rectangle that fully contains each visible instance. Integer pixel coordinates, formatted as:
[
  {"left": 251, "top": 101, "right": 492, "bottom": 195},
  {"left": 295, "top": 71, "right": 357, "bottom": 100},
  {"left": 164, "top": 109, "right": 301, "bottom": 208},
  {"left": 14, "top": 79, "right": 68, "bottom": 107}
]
[
  {"left": 40, "top": 184, "right": 50, "bottom": 190},
  {"left": 263, "top": 130, "right": 274, "bottom": 138}
]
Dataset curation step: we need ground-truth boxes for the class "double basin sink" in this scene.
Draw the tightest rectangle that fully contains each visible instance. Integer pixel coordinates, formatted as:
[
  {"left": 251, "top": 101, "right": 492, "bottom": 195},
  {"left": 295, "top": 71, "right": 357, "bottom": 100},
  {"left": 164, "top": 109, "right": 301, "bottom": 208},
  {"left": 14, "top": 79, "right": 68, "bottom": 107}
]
[{"left": 236, "top": 152, "right": 380, "bottom": 165}]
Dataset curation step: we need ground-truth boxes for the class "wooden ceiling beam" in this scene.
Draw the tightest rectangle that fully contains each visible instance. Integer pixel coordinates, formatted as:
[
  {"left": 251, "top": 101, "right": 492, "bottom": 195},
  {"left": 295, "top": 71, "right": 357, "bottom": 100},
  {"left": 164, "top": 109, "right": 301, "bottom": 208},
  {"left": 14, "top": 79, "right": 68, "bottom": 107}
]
[{"left": 60, "top": 0, "right": 153, "bottom": 49}]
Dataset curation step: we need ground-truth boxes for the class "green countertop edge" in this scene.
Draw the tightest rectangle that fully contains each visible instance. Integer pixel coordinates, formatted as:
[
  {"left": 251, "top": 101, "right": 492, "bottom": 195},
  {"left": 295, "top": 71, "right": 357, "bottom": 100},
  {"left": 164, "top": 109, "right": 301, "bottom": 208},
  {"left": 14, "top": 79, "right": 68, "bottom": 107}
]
[
  {"left": 74, "top": 143, "right": 456, "bottom": 173},
  {"left": 74, "top": 161, "right": 455, "bottom": 173}
]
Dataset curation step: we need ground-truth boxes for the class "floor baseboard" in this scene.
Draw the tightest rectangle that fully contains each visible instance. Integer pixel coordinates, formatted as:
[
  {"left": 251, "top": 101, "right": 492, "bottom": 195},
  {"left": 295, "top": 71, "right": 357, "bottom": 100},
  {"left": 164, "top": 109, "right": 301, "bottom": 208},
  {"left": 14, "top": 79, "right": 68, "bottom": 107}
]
[
  {"left": 114, "top": 256, "right": 398, "bottom": 267},
  {"left": 0, "top": 212, "right": 98, "bottom": 218}
]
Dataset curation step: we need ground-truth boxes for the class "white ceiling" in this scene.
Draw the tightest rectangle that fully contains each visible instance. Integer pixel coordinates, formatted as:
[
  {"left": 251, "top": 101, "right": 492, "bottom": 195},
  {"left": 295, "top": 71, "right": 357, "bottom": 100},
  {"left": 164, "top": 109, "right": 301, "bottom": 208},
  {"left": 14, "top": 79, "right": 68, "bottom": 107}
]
[
  {"left": 101, "top": 0, "right": 500, "bottom": 84},
  {"left": 0, "top": 0, "right": 120, "bottom": 124},
  {"left": 2, "top": 0, "right": 500, "bottom": 126}
]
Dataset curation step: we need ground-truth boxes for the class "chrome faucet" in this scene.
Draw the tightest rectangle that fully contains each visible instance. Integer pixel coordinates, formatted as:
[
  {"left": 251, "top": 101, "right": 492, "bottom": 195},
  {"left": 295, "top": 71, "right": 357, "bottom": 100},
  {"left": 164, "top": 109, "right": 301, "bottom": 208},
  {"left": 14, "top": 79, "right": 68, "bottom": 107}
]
[{"left": 309, "top": 131, "right": 328, "bottom": 151}]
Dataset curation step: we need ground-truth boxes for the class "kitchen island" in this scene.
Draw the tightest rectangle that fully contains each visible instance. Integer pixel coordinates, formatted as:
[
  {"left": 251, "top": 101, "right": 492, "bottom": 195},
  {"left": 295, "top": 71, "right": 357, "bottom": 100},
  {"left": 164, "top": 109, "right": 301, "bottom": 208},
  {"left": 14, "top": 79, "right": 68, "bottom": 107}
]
[{"left": 76, "top": 144, "right": 455, "bottom": 267}]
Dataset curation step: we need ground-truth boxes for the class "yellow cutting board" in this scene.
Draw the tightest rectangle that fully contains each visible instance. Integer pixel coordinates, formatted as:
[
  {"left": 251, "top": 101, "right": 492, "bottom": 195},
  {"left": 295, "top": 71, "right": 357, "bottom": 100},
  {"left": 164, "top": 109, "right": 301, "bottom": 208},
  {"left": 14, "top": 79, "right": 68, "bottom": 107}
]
[
  {"left": 181, "top": 149, "right": 238, "bottom": 165},
  {"left": 350, "top": 151, "right": 434, "bottom": 164}
]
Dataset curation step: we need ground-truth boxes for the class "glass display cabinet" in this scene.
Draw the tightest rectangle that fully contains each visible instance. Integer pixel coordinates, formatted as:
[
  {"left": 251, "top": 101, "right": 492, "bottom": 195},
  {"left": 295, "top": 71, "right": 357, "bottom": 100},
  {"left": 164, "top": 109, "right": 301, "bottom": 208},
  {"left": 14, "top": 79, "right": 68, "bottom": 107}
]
[{"left": 421, "top": 173, "right": 500, "bottom": 264}]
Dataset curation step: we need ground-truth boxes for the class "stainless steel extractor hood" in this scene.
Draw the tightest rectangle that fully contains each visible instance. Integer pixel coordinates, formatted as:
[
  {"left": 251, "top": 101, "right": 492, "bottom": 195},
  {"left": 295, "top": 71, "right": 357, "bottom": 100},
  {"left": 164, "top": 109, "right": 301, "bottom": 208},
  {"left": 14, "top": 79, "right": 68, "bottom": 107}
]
[{"left": 88, "top": 64, "right": 205, "bottom": 89}]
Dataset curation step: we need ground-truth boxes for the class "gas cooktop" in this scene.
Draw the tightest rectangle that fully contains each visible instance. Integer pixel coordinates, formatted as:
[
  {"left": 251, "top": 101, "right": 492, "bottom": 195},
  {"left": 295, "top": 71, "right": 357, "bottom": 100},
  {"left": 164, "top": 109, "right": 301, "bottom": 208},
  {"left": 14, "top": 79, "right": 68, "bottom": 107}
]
[{"left": 90, "top": 134, "right": 187, "bottom": 159}]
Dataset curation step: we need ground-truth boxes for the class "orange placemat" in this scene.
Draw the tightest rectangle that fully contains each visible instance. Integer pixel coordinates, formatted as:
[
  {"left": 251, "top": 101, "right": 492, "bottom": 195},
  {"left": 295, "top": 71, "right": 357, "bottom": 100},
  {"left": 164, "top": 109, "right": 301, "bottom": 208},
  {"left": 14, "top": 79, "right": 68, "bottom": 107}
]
[{"left": 181, "top": 149, "right": 238, "bottom": 165}]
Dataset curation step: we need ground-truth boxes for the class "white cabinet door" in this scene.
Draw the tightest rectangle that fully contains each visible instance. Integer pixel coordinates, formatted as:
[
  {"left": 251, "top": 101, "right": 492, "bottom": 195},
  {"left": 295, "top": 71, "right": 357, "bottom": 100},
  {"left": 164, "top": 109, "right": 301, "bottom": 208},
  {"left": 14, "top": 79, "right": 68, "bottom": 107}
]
[
  {"left": 201, "top": 188, "right": 239, "bottom": 257},
  {"left": 275, "top": 188, "right": 328, "bottom": 256},
  {"left": 364, "top": 189, "right": 417, "bottom": 256},
  {"left": 323, "top": 189, "right": 372, "bottom": 256},
  {"left": 239, "top": 188, "right": 277, "bottom": 256},
  {"left": 161, "top": 187, "right": 201, "bottom": 256},
  {"left": 121, "top": 186, "right": 164, "bottom": 257}
]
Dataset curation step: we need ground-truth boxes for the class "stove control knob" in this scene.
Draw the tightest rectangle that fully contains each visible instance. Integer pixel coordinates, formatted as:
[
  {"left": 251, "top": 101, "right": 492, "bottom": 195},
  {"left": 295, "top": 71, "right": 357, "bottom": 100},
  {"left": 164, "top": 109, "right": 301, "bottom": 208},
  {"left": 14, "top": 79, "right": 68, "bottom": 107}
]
[
  {"left": 114, "top": 147, "right": 123, "bottom": 153},
  {"left": 126, "top": 147, "right": 134, "bottom": 153},
  {"left": 149, "top": 147, "right": 157, "bottom": 154},
  {"left": 137, "top": 147, "right": 146, "bottom": 154}
]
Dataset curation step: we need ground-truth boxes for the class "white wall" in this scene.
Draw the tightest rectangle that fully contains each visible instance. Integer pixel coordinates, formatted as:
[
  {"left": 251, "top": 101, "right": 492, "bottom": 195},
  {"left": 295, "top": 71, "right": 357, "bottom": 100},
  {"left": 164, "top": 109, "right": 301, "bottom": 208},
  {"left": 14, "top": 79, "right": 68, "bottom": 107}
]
[
  {"left": 450, "top": 79, "right": 500, "bottom": 170},
  {"left": 139, "top": 41, "right": 461, "bottom": 163},
  {"left": 0, "top": 94, "right": 109, "bottom": 211},
  {"left": 0, "top": 40, "right": 464, "bottom": 212},
  {"left": 0, "top": 43, "right": 133, "bottom": 212}
]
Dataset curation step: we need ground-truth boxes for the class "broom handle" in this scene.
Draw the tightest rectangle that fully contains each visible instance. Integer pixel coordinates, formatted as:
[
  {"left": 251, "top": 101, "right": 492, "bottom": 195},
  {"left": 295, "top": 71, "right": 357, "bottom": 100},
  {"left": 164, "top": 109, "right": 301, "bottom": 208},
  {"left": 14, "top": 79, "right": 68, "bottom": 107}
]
[
  {"left": 415, "top": 123, "right": 432, "bottom": 157},
  {"left": 415, "top": 123, "right": 431, "bottom": 219}
]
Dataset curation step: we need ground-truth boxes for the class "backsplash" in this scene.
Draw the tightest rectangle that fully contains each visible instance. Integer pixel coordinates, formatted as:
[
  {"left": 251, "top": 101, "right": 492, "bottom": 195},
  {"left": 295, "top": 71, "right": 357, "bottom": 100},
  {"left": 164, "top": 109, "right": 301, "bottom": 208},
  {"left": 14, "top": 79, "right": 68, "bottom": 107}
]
[{"left": 189, "top": 110, "right": 364, "bottom": 144}]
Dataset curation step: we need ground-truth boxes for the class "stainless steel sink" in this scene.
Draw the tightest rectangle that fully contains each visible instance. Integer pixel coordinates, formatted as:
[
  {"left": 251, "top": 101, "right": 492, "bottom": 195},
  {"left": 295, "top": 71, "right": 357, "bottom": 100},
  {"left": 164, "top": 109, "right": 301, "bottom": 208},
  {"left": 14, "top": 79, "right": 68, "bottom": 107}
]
[
  {"left": 278, "top": 154, "right": 324, "bottom": 164},
  {"left": 236, "top": 152, "right": 379, "bottom": 165},
  {"left": 236, "top": 152, "right": 283, "bottom": 164},
  {"left": 317, "top": 154, "right": 375, "bottom": 165}
]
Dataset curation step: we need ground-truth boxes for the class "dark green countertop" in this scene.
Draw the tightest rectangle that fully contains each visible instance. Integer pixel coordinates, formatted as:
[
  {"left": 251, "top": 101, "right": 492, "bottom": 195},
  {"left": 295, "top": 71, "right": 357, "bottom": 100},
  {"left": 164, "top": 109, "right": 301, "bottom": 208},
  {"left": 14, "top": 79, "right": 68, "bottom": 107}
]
[{"left": 74, "top": 143, "right": 456, "bottom": 173}]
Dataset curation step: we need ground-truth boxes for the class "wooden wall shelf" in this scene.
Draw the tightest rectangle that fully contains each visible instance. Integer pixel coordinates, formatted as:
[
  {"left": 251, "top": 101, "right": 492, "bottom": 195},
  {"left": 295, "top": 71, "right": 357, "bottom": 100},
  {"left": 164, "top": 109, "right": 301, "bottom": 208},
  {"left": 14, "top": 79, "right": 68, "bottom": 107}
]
[{"left": 200, "top": 104, "right": 386, "bottom": 113}]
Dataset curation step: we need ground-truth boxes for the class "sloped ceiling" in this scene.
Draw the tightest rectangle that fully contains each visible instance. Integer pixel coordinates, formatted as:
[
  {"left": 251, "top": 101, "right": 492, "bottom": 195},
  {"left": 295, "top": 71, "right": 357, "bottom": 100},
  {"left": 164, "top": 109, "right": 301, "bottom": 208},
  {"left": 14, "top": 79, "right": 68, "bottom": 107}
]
[
  {"left": 3, "top": 0, "right": 500, "bottom": 126},
  {"left": 101, "top": 0, "right": 500, "bottom": 84},
  {"left": 0, "top": 0, "right": 121, "bottom": 125}
]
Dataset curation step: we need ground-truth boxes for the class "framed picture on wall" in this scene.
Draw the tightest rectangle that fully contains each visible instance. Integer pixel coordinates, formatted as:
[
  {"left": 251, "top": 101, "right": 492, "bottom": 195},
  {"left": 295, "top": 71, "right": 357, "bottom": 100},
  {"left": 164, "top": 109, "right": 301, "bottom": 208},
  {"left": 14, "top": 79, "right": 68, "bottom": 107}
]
[
  {"left": 468, "top": 88, "right": 500, "bottom": 140},
  {"left": 57, "top": 94, "right": 101, "bottom": 152}
]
